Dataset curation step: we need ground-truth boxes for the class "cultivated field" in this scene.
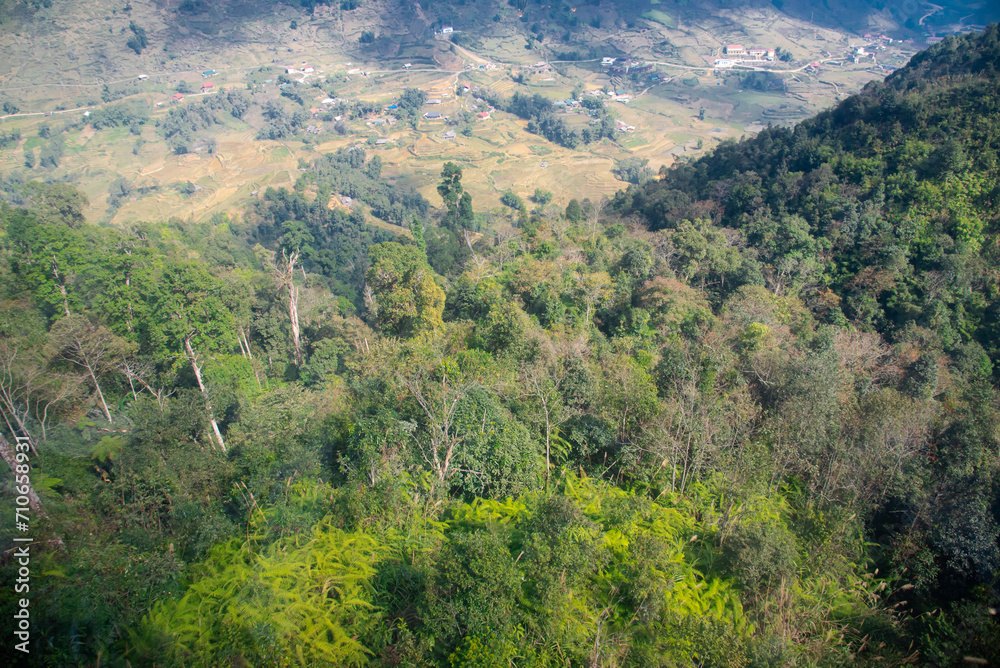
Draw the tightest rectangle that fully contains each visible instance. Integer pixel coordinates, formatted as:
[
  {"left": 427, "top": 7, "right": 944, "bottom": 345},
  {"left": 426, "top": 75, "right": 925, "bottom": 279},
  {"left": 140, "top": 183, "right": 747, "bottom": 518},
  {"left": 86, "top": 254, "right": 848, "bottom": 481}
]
[{"left": 0, "top": 0, "right": 929, "bottom": 226}]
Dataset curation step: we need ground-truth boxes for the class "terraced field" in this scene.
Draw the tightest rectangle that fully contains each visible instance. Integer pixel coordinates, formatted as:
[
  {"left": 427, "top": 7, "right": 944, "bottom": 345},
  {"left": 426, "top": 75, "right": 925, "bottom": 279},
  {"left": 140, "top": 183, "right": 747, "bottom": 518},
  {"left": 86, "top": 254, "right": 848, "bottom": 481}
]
[{"left": 0, "top": 0, "right": 919, "bottom": 227}]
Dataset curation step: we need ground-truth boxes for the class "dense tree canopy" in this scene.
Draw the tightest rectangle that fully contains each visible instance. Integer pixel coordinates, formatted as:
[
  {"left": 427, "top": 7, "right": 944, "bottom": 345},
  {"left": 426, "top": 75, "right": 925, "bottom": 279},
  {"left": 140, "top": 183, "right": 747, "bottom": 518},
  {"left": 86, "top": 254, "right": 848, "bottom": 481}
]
[{"left": 2, "top": 26, "right": 1000, "bottom": 668}]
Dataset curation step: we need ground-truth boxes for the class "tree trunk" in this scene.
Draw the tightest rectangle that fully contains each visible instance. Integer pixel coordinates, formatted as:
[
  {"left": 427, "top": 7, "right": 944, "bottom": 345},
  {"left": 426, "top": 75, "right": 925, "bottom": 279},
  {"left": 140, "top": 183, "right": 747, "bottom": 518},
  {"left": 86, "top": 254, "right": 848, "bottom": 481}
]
[
  {"left": 51, "top": 256, "right": 71, "bottom": 318},
  {"left": 276, "top": 249, "right": 304, "bottom": 366},
  {"left": 0, "top": 433, "right": 43, "bottom": 514},
  {"left": 289, "top": 281, "right": 303, "bottom": 366},
  {"left": 544, "top": 409, "right": 551, "bottom": 485},
  {"left": 184, "top": 336, "right": 226, "bottom": 453},
  {"left": 86, "top": 363, "right": 112, "bottom": 424}
]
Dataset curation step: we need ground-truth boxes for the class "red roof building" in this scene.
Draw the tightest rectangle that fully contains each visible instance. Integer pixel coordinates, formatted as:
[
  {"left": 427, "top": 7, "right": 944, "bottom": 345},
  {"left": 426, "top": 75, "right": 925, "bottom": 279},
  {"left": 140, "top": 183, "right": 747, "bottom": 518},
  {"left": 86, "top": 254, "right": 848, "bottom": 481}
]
[
  {"left": 201, "top": 81, "right": 214, "bottom": 90},
  {"left": 170, "top": 93, "right": 184, "bottom": 101}
]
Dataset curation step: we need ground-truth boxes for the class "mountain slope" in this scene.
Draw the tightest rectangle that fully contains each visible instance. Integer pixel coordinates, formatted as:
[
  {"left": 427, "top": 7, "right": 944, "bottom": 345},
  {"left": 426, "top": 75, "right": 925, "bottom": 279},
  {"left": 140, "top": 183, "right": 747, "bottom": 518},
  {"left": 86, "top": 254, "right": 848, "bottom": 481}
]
[{"left": 615, "top": 24, "right": 1000, "bottom": 358}]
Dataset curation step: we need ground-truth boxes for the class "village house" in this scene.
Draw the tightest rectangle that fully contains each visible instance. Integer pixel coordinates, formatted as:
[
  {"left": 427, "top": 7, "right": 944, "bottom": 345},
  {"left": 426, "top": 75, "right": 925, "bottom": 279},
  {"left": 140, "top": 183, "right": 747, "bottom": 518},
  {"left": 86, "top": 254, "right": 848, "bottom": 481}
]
[
  {"left": 201, "top": 81, "right": 214, "bottom": 91},
  {"left": 425, "top": 99, "right": 442, "bottom": 105},
  {"left": 442, "top": 26, "right": 453, "bottom": 33},
  {"left": 724, "top": 45, "right": 746, "bottom": 56},
  {"left": 609, "top": 60, "right": 653, "bottom": 75},
  {"left": 424, "top": 111, "right": 442, "bottom": 119}
]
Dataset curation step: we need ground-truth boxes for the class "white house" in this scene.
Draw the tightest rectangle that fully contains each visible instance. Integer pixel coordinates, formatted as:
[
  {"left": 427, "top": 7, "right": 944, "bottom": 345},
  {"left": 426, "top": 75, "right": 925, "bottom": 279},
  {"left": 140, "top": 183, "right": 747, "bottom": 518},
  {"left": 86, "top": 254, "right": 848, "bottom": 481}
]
[{"left": 442, "top": 26, "right": 453, "bottom": 33}]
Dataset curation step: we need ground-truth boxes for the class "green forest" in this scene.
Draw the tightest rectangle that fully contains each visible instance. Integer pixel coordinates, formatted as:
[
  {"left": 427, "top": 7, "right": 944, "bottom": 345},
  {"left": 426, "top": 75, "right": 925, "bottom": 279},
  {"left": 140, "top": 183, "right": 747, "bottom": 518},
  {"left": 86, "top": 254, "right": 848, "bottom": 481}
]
[{"left": 1, "top": 25, "right": 1000, "bottom": 667}]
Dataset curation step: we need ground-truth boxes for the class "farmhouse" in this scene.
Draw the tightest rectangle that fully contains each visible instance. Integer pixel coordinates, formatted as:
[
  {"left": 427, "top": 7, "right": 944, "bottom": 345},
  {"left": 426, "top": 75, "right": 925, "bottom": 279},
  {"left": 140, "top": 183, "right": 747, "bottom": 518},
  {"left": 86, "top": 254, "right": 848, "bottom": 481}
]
[
  {"left": 170, "top": 93, "right": 184, "bottom": 101},
  {"left": 610, "top": 60, "right": 653, "bottom": 75},
  {"left": 442, "top": 26, "right": 453, "bottom": 33},
  {"left": 442, "top": 130, "right": 456, "bottom": 139},
  {"left": 425, "top": 99, "right": 442, "bottom": 105},
  {"left": 137, "top": 74, "right": 148, "bottom": 80},
  {"left": 424, "top": 111, "right": 442, "bottom": 119},
  {"left": 601, "top": 57, "right": 617, "bottom": 65},
  {"left": 202, "top": 70, "right": 217, "bottom": 77},
  {"left": 302, "top": 65, "right": 314, "bottom": 73},
  {"left": 477, "top": 111, "right": 490, "bottom": 119},
  {"left": 201, "top": 81, "right": 214, "bottom": 91}
]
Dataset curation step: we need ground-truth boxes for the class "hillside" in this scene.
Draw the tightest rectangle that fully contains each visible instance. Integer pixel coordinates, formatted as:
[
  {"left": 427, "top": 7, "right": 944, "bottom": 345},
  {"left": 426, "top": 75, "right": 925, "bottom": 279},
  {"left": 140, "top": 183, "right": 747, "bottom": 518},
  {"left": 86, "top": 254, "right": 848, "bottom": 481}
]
[
  {"left": 614, "top": 24, "right": 1000, "bottom": 360},
  {"left": 0, "top": 0, "right": 944, "bottom": 225}
]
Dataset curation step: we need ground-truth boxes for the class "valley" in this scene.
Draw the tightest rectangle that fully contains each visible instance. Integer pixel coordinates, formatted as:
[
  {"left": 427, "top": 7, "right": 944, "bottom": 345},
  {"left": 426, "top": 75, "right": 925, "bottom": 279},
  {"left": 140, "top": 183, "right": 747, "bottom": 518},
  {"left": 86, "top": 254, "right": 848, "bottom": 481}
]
[{"left": 0, "top": 0, "right": 935, "bottom": 224}]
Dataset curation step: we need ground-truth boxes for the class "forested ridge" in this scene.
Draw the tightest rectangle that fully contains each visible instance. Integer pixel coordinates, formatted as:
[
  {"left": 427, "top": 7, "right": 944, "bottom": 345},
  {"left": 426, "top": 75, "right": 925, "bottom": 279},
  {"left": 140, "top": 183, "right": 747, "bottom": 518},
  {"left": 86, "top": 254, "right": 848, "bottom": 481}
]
[{"left": 1, "top": 26, "right": 999, "bottom": 668}]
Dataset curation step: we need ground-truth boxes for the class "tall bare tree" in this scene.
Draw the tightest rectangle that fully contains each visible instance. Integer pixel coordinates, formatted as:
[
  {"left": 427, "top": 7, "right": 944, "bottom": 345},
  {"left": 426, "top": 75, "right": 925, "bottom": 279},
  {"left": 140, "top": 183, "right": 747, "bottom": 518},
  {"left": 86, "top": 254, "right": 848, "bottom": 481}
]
[
  {"left": 264, "top": 247, "right": 304, "bottom": 366},
  {"left": 184, "top": 333, "right": 226, "bottom": 453},
  {"left": 48, "top": 315, "right": 120, "bottom": 423},
  {"left": 400, "top": 361, "right": 481, "bottom": 484}
]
